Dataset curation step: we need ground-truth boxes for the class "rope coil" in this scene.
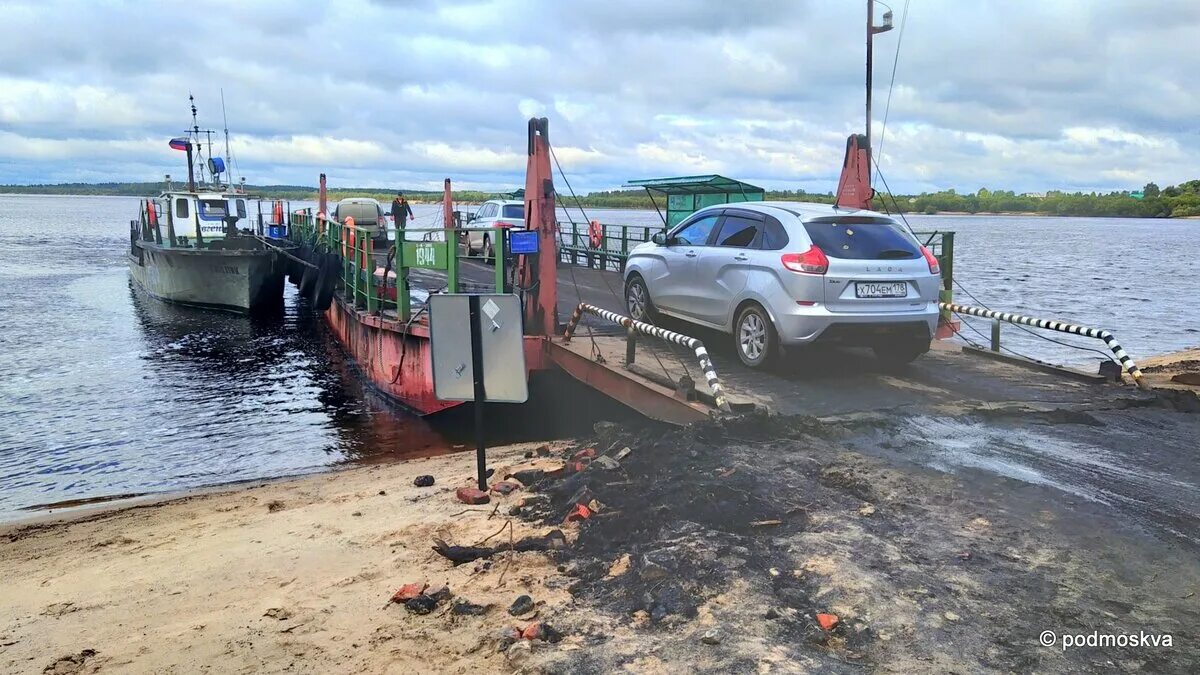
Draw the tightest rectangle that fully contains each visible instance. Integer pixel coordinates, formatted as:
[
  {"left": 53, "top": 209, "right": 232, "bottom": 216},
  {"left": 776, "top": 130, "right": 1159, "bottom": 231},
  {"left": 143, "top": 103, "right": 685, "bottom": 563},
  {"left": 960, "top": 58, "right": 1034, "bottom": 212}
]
[
  {"left": 940, "top": 302, "right": 1148, "bottom": 390},
  {"left": 563, "top": 303, "right": 732, "bottom": 413}
]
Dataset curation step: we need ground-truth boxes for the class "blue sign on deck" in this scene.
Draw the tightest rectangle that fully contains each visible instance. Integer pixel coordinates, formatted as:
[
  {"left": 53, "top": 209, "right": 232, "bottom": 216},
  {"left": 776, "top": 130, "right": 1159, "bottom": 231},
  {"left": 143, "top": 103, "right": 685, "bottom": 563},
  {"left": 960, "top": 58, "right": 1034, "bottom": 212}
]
[{"left": 509, "top": 230, "right": 539, "bottom": 255}]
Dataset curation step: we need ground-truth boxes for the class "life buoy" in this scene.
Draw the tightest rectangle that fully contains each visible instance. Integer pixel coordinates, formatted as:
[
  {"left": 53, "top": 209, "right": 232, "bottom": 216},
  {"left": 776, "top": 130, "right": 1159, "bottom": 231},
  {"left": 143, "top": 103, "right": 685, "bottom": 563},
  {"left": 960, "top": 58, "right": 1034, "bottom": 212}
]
[
  {"left": 146, "top": 199, "right": 158, "bottom": 227},
  {"left": 273, "top": 200, "right": 284, "bottom": 226},
  {"left": 588, "top": 219, "right": 603, "bottom": 248}
]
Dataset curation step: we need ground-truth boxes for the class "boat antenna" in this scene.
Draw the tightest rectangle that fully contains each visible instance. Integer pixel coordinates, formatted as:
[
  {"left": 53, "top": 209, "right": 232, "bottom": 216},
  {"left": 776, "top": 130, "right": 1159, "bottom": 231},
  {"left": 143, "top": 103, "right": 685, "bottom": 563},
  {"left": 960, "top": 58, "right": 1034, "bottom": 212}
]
[
  {"left": 220, "top": 88, "right": 239, "bottom": 190},
  {"left": 189, "top": 94, "right": 206, "bottom": 186}
]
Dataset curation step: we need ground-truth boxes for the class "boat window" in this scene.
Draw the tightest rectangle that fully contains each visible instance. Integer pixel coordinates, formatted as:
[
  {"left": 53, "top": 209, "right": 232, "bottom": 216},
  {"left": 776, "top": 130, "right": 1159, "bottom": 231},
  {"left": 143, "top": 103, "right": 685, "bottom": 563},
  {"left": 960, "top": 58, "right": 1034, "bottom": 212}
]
[
  {"left": 199, "top": 199, "right": 228, "bottom": 218},
  {"left": 671, "top": 214, "right": 721, "bottom": 246},
  {"left": 236, "top": 199, "right": 247, "bottom": 219},
  {"left": 713, "top": 215, "right": 761, "bottom": 248},
  {"left": 175, "top": 198, "right": 189, "bottom": 219},
  {"left": 502, "top": 204, "right": 524, "bottom": 219}
]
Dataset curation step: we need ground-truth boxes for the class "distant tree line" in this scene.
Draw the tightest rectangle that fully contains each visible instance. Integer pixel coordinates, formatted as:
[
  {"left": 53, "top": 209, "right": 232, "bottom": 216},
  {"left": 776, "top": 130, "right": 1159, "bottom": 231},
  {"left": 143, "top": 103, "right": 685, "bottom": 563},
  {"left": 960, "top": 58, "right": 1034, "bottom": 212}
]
[
  {"left": 2, "top": 180, "right": 1198, "bottom": 218},
  {"left": 901, "top": 181, "right": 1200, "bottom": 218}
]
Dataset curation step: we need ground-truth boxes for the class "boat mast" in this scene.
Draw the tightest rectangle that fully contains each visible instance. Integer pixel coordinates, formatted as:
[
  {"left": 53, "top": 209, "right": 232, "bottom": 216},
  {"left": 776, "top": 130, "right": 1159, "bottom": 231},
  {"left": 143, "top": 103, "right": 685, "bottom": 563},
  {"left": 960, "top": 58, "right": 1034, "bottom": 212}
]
[
  {"left": 221, "top": 89, "right": 234, "bottom": 189},
  {"left": 189, "top": 95, "right": 206, "bottom": 186}
]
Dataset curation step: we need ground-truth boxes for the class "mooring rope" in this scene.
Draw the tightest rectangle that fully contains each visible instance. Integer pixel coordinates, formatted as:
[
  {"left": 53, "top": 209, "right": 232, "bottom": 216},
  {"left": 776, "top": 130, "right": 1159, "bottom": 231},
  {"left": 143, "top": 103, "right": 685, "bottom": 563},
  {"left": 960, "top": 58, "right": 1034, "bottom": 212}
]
[
  {"left": 939, "top": 302, "right": 1148, "bottom": 390},
  {"left": 563, "top": 303, "right": 732, "bottom": 413}
]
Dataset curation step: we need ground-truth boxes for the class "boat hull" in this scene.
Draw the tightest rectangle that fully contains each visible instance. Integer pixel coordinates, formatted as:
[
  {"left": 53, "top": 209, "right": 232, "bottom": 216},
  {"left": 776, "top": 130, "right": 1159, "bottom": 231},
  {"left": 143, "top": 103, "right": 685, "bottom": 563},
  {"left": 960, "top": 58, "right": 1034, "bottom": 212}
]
[
  {"left": 128, "top": 242, "right": 284, "bottom": 313},
  {"left": 323, "top": 295, "right": 547, "bottom": 416}
]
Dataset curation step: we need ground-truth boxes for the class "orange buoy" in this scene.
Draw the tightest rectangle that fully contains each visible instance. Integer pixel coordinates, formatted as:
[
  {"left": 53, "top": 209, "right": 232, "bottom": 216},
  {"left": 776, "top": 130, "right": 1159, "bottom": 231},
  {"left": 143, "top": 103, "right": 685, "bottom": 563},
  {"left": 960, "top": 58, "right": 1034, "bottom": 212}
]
[{"left": 588, "top": 219, "right": 603, "bottom": 248}]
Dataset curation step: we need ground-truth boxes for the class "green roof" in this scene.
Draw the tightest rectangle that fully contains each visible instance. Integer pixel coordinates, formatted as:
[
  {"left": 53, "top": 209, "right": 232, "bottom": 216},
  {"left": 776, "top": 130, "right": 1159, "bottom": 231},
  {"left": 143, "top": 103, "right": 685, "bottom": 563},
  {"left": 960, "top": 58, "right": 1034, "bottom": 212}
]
[{"left": 625, "top": 174, "right": 764, "bottom": 196}]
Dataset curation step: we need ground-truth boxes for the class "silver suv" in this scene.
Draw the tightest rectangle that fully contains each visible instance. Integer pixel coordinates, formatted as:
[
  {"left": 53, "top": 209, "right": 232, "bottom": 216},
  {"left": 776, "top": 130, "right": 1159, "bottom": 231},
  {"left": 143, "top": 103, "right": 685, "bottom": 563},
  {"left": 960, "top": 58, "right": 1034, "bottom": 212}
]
[
  {"left": 623, "top": 202, "right": 941, "bottom": 368},
  {"left": 464, "top": 199, "right": 524, "bottom": 257}
]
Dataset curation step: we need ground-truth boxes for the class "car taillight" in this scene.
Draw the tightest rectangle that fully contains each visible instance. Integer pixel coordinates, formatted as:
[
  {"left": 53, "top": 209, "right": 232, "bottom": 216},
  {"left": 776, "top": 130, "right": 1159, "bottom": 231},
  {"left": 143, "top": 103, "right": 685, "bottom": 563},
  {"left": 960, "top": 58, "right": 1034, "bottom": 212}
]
[
  {"left": 781, "top": 246, "right": 828, "bottom": 275},
  {"left": 921, "top": 245, "right": 940, "bottom": 274}
]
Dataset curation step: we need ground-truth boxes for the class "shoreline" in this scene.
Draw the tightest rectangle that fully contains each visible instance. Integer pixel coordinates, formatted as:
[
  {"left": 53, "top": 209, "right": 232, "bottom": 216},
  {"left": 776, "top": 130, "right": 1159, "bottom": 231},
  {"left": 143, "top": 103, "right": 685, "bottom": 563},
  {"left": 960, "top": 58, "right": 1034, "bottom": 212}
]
[
  {"left": 3, "top": 193, "right": 1199, "bottom": 218},
  {"left": 6, "top": 409, "right": 1198, "bottom": 672},
  {"left": 1, "top": 440, "right": 580, "bottom": 673},
  {"left": 6, "top": 342, "right": 1197, "bottom": 526}
]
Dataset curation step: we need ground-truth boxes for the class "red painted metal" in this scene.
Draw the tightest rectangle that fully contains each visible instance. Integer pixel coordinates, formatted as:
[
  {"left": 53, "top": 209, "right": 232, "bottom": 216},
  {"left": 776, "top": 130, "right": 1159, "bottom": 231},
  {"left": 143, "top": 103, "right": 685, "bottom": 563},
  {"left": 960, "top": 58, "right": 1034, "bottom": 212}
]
[
  {"left": 318, "top": 172, "right": 327, "bottom": 217},
  {"left": 323, "top": 295, "right": 549, "bottom": 416},
  {"left": 520, "top": 117, "right": 558, "bottom": 337},
  {"left": 835, "top": 134, "right": 873, "bottom": 210},
  {"left": 935, "top": 319, "right": 961, "bottom": 341},
  {"left": 545, "top": 340, "right": 711, "bottom": 426},
  {"left": 443, "top": 178, "right": 453, "bottom": 230}
]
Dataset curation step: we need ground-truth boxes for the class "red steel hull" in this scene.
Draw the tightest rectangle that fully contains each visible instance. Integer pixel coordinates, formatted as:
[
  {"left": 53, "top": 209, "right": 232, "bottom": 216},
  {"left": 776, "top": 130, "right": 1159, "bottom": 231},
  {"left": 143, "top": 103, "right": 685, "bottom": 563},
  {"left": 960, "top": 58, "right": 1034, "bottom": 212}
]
[{"left": 324, "top": 296, "right": 547, "bottom": 416}]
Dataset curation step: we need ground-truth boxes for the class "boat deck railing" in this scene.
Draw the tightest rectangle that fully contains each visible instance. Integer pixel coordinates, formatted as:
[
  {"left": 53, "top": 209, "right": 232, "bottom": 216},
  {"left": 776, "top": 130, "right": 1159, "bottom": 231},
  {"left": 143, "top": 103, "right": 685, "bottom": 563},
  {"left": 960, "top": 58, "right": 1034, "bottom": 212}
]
[
  {"left": 289, "top": 208, "right": 955, "bottom": 327},
  {"left": 289, "top": 209, "right": 506, "bottom": 322}
]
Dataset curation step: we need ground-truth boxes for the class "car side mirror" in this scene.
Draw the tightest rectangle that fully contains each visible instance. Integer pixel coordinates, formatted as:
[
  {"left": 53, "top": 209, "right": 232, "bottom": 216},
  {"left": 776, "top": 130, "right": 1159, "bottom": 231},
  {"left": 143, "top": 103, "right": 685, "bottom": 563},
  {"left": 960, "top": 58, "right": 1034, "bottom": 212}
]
[{"left": 652, "top": 232, "right": 667, "bottom": 245}]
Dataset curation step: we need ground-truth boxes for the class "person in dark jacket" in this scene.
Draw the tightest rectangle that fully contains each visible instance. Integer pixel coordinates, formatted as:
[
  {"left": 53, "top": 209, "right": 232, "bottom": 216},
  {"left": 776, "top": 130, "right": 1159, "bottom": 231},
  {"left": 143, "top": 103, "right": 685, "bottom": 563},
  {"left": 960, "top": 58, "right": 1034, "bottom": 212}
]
[{"left": 391, "top": 193, "right": 414, "bottom": 230}]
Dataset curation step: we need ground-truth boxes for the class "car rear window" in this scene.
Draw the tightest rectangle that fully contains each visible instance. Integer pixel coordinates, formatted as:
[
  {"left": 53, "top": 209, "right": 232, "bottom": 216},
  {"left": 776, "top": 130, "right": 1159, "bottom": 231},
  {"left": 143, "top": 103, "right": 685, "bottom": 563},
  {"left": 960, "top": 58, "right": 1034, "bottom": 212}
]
[
  {"left": 802, "top": 217, "right": 919, "bottom": 260},
  {"left": 502, "top": 204, "right": 524, "bottom": 219}
]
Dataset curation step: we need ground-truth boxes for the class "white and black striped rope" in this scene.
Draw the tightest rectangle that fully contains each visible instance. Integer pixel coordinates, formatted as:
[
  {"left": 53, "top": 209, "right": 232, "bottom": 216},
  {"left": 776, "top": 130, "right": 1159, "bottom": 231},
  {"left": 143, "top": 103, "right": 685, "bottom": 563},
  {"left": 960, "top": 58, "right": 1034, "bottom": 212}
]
[
  {"left": 940, "top": 302, "right": 1147, "bottom": 390},
  {"left": 563, "top": 303, "right": 732, "bottom": 412}
]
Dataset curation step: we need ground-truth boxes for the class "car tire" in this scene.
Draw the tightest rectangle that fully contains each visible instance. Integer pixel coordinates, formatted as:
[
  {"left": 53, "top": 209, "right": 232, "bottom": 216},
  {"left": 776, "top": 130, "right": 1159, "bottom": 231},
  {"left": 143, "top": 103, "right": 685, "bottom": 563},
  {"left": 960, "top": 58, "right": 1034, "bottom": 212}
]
[
  {"left": 624, "top": 275, "right": 656, "bottom": 323},
  {"left": 872, "top": 338, "right": 930, "bottom": 366},
  {"left": 483, "top": 234, "right": 494, "bottom": 264},
  {"left": 735, "top": 304, "right": 776, "bottom": 368}
]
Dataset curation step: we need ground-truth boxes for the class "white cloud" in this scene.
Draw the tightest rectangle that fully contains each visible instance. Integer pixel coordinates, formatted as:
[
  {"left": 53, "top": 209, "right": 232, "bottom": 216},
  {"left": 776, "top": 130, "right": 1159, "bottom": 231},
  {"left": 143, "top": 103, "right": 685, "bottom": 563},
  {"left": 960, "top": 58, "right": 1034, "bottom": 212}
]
[{"left": 0, "top": 0, "right": 1196, "bottom": 193}]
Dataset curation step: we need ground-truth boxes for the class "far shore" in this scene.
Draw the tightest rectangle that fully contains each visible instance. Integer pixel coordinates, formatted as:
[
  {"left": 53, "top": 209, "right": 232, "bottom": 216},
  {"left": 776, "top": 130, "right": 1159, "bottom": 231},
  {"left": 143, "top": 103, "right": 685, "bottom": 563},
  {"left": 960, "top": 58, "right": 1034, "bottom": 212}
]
[{"left": 3, "top": 191, "right": 1198, "bottom": 218}]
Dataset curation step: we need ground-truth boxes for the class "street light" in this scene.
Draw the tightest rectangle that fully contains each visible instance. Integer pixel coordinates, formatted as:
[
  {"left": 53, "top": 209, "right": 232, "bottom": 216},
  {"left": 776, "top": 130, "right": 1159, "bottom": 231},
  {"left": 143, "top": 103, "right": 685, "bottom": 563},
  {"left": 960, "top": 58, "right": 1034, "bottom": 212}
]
[{"left": 866, "top": 0, "right": 895, "bottom": 174}]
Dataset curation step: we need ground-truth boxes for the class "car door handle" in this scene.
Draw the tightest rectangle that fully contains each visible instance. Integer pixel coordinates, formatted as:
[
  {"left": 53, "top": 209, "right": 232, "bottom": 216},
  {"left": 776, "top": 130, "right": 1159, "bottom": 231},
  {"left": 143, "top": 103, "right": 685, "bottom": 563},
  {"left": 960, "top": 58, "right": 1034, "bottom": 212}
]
[
  {"left": 685, "top": 250, "right": 698, "bottom": 258},
  {"left": 733, "top": 254, "right": 749, "bottom": 261}
]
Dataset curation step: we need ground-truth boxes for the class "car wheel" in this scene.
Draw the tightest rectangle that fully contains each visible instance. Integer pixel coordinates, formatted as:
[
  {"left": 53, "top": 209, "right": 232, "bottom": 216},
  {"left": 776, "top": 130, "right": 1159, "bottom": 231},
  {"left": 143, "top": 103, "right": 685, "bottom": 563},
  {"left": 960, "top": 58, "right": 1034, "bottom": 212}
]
[
  {"left": 625, "top": 275, "right": 655, "bottom": 323},
  {"left": 483, "top": 234, "right": 494, "bottom": 264},
  {"left": 872, "top": 338, "right": 930, "bottom": 366},
  {"left": 735, "top": 304, "right": 776, "bottom": 368}
]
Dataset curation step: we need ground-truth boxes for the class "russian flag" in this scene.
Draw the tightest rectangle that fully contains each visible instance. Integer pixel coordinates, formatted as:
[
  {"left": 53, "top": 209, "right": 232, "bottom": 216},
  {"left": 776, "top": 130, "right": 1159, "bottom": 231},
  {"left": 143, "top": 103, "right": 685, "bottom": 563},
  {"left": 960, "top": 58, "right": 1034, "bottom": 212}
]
[{"left": 169, "top": 137, "right": 190, "bottom": 152}]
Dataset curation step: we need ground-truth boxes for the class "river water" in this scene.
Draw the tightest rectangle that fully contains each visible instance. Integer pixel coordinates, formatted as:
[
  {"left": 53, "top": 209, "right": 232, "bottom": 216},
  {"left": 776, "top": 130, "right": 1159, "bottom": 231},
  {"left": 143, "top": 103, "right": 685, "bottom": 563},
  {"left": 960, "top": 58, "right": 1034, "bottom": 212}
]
[{"left": 0, "top": 195, "right": 1195, "bottom": 518}]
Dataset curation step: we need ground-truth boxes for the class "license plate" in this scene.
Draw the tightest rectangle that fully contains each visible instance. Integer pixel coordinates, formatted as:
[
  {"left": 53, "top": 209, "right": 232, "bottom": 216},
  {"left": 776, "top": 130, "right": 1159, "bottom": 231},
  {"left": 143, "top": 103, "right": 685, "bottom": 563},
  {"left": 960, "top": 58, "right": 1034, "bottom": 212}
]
[{"left": 855, "top": 281, "right": 907, "bottom": 298}]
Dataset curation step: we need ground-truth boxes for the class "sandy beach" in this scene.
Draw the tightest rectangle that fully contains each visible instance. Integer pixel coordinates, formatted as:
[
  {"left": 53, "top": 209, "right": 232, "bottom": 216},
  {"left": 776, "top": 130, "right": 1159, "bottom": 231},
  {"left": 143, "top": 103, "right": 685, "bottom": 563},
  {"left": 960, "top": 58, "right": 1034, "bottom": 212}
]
[
  {"left": 6, "top": 392, "right": 1200, "bottom": 673},
  {"left": 2, "top": 443, "right": 579, "bottom": 674}
]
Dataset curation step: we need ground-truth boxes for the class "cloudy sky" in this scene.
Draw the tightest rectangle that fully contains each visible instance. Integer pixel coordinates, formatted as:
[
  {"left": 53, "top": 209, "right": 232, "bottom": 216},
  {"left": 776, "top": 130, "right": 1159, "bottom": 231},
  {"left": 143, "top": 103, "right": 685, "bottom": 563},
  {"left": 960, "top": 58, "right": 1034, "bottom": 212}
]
[{"left": 1, "top": 0, "right": 1197, "bottom": 194}]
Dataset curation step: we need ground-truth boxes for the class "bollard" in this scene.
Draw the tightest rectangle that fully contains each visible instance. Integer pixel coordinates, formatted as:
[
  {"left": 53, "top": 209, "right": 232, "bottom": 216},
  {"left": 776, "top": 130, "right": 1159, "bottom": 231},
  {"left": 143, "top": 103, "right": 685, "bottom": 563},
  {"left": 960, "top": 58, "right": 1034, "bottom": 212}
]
[{"left": 991, "top": 318, "right": 1001, "bottom": 352}]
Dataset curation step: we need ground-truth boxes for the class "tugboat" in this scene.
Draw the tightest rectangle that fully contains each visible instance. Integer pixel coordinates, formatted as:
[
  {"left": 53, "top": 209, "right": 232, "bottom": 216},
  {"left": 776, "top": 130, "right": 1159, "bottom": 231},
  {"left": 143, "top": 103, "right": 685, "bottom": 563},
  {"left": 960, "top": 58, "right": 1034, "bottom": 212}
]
[{"left": 127, "top": 98, "right": 296, "bottom": 313}]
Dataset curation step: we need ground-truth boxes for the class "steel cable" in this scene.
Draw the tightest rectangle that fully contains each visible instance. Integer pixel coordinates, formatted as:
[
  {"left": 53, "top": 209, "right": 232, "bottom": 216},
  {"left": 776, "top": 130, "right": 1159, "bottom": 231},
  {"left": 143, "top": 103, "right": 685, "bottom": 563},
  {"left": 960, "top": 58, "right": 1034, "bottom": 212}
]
[{"left": 548, "top": 145, "right": 688, "bottom": 380}]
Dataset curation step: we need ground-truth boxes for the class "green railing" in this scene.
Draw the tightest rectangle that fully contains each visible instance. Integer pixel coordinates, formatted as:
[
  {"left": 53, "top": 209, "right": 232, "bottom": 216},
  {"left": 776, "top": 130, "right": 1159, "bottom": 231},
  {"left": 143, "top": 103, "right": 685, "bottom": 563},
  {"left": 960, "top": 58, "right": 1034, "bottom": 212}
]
[
  {"left": 915, "top": 231, "right": 956, "bottom": 324},
  {"left": 288, "top": 209, "right": 505, "bottom": 322},
  {"left": 558, "top": 221, "right": 657, "bottom": 272}
]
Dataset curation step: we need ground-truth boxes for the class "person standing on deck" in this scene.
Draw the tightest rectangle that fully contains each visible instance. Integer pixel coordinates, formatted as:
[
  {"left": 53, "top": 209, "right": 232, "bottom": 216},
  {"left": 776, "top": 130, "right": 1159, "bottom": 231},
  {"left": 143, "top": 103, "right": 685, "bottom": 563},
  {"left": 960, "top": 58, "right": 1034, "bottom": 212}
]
[{"left": 391, "top": 193, "right": 414, "bottom": 232}]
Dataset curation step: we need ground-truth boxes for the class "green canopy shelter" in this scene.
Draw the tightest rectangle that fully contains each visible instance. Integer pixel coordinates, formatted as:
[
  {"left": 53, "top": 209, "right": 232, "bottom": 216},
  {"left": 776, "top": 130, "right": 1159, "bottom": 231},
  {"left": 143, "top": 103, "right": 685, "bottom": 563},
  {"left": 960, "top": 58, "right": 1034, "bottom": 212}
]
[{"left": 625, "top": 175, "right": 765, "bottom": 228}]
